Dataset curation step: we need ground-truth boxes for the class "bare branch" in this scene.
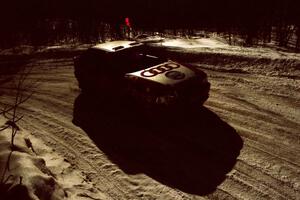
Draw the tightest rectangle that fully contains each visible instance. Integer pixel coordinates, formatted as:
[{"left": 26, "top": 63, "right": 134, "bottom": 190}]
[
  {"left": 5, "top": 121, "right": 20, "bottom": 131},
  {"left": 1, "top": 174, "right": 13, "bottom": 185},
  {"left": 0, "top": 151, "right": 13, "bottom": 183},
  {"left": 0, "top": 125, "right": 9, "bottom": 132},
  {"left": 1, "top": 92, "right": 33, "bottom": 118}
]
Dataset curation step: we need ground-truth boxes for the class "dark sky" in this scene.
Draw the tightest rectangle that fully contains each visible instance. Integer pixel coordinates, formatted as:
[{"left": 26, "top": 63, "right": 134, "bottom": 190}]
[{"left": 0, "top": 0, "right": 299, "bottom": 26}]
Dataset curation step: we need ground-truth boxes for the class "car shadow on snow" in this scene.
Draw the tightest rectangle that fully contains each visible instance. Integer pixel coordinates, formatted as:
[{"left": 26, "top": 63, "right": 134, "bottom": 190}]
[{"left": 73, "top": 92, "right": 243, "bottom": 195}]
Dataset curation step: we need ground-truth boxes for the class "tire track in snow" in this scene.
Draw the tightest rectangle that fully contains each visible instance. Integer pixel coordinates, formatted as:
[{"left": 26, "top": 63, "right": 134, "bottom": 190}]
[{"left": 1, "top": 54, "right": 299, "bottom": 199}]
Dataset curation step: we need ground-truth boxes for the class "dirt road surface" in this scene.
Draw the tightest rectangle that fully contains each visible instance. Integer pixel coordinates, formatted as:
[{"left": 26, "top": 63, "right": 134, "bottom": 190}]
[{"left": 0, "top": 45, "right": 299, "bottom": 199}]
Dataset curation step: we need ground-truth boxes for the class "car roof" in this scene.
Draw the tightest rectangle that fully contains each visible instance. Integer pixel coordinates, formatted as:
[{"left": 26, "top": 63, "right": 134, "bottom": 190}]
[{"left": 91, "top": 40, "right": 143, "bottom": 52}]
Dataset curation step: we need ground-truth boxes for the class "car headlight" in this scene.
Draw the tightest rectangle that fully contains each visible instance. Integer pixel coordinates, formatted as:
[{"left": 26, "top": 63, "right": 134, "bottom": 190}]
[{"left": 155, "top": 93, "right": 177, "bottom": 105}]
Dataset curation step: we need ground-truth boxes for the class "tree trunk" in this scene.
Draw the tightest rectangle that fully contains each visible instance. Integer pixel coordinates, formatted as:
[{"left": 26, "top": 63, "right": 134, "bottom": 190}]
[{"left": 296, "top": 26, "right": 300, "bottom": 50}]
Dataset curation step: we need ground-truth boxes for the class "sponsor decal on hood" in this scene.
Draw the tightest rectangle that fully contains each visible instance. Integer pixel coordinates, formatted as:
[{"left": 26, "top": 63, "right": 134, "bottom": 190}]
[{"left": 126, "top": 61, "right": 196, "bottom": 85}]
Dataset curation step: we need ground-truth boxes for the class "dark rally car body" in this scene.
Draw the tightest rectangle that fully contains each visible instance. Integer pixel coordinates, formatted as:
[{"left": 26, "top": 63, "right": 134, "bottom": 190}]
[{"left": 74, "top": 40, "right": 210, "bottom": 115}]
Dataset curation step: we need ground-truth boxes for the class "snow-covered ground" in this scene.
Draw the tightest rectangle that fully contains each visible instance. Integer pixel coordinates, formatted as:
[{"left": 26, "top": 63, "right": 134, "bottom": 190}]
[
  {"left": 0, "top": 117, "right": 109, "bottom": 200},
  {"left": 160, "top": 37, "right": 300, "bottom": 79},
  {"left": 0, "top": 37, "right": 299, "bottom": 199},
  {"left": 162, "top": 37, "right": 228, "bottom": 48}
]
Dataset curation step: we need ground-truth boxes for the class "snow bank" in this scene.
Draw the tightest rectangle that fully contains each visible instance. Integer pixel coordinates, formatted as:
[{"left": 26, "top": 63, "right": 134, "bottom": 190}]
[
  {"left": 160, "top": 38, "right": 300, "bottom": 79},
  {"left": 162, "top": 37, "right": 228, "bottom": 48},
  {"left": 0, "top": 46, "right": 36, "bottom": 56},
  {"left": 0, "top": 118, "right": 66, "bottom": 200},
  {"left": 0, "top": 117, "right": 108, "bottom": 200}
]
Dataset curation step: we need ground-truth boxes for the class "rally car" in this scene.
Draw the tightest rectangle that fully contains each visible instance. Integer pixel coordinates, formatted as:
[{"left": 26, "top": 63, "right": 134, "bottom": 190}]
[{"left": 74, "top": 40, "right": 210, "bottom": 112}]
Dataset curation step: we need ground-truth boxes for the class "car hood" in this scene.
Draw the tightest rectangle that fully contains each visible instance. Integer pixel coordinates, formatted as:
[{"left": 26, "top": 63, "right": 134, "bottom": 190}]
[{"left": 125, "top": 61, "right": 198, "bottom": 86}]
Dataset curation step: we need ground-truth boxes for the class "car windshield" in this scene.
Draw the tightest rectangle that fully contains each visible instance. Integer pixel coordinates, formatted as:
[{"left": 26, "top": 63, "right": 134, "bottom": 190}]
[
  {"left": 112, "top": 48, "right": 166, "bottom": 73},
  {"left": 84, "top": 46, "right": 166, "bottom": 74},
  {"left": 126, "top": 53, "right": 165, "bottom": 72}
]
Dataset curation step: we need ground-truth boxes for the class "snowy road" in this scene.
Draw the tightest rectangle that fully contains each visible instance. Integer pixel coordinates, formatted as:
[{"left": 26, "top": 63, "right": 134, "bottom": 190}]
[{"left": 0, "top": 44, "right": 299, "bottom": 199}]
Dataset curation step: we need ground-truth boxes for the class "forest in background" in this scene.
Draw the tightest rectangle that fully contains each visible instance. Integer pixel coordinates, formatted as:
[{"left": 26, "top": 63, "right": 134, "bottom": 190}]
[{"left": 0, "top": 0, "right": 299, "bottom": 50}]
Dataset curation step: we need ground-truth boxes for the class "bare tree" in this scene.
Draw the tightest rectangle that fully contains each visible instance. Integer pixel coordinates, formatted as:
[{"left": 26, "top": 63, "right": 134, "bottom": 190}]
[
  {"left": 0, "top": 62, "right": 38, "bottom": 199},
  {"left": 296, "top": 25, "right": 300, "bottom": 50},
  {"left": 0, "top": 65, "right": 37, "bottom": 149}
]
